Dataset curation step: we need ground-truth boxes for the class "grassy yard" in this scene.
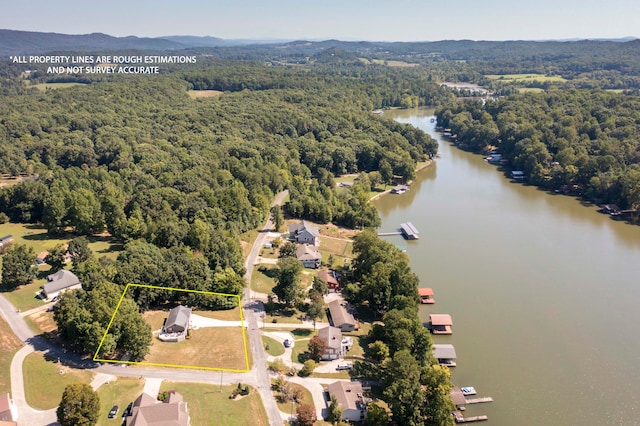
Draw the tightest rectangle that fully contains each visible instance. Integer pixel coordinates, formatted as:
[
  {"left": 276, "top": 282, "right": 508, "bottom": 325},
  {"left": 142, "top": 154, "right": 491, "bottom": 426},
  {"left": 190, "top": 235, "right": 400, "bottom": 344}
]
[
  {"left": 25, "top": 310, "right": 57, "bottom": 336},
  {"left": 31, "top": 82, "right": 89, "bottom": 91},
  {"left": 23, "top": 351, "right": 94, "bottom": 410},
  {"left": 250, "top": 264, "right": 278, "bottom": 294},
  {"left": 160, "top": 382, "right": 269, "bottom": 426},
  {"left": 273, "top": 381, "right": 315, "bottom": 414},
  {"left": 0, "top": 223, "right": 122, "bottom": 258},
  {"left": 291, "top": 339, "right": 311, "bottom": 364},
  {"left": 266, "top": 306, "right": 306, "bottom": 325},
  {"left": 343, "top": 323, "right": 372, "bottom": 359},
  {"left": 262, "top": 335, "right": 285, "bottom": 357},
  {"left": 240, "top": 229, "right": 260, "bottom": 258},
  {"left": 0, "top": 316, "right": 23, "bottom": 394},
  {"left": 193, "top": 306, "right": 244, "bottom": 322},
  {"left": 486, "top": 73, "right": 567, "bottom": 83},
  {"left": 95, "top": 377, "right": 144, "bottom": 426},
  {"left": 1, "top": 280, "right": 47, "bottom": 312},
  {"left": 141, "top": 322, "right": 249, "bottom": 371}
]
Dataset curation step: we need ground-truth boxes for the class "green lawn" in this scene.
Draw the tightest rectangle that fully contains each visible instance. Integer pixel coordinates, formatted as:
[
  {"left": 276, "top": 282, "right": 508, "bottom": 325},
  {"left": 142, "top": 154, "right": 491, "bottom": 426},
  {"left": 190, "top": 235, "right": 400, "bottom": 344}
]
[
  {"left": 262, "top": 335, "right": 285, "bottom": 357},
  {"left": 273, "top": 381, "right": 315, "bottom": 414},
  {"left": 240, "top": 229, "right": 260, "bottom": 258},
  {"left": 291, "top": 339, "right": 310, "bottom": 364},
  {"left": 31, "top": 82, "right": 89, "bottom": 91},
  {"left": 1, "top": 280, "right": 47, "bottom": 312},
  {"left": 250, "top": 264, "right": 278, "bottom": 294},
  {"left": 486, "top": 73, "right": 567, "bottom": 82},
  {"left": 160, "top": 382, "right": 269, "bottom": 426},
  {"left": 0, "top": 316, "right": 23, "bottom": 394},
  {"left": 96, "top": 377, "right": 145, "bottom": 426},
  {"left": 23, "top": 351, "right": 94, "bottom": 410}
]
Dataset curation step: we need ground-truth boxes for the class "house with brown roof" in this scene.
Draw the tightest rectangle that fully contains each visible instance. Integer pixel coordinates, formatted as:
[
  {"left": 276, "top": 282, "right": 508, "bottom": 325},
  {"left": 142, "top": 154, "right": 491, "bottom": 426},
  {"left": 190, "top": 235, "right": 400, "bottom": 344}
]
[
  {"left": 288, "top": 220, "right": 320, "bottom": 245},
  {"left": 296, "top": 244, "right": 322, "bottom": 269},
  {"left": 317, "top": 326, "right": 352, "bottom": 360},
  {"left": 0, "top": 393, "right": 17, "bottom": 423},
  {"left": 429, "top": 314, "right": 453, "bottom": 335},
  {"left": 328, "top": 299, "right": 357, "bottom": 332},
  {"left": 326, "top": 381, "right": 367, "bottom": 423},
  {"left": 317, "top": 269, "right": 340, "bottom": 291},
  {"left": 42, "top": 270, "right": 82, "bottom": 300},
  {"left": 126, "top": 391, "right": 190, "bottom": 426}
]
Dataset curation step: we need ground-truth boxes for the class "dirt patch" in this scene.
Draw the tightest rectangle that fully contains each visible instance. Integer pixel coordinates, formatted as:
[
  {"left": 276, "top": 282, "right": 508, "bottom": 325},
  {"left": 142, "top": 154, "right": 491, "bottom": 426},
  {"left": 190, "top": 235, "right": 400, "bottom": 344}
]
[
  {"left": 0, "top": 317, "right": 23, "bottom": 353},
  {"left": 28, "top": 310, "right": 58, "bottom": 334}
]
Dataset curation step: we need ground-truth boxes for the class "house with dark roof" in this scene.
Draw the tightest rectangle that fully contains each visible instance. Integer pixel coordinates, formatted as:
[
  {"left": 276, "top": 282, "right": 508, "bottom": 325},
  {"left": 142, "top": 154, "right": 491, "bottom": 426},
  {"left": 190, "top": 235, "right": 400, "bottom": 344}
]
[
  {"left": 126, "top": 391, "right": 190, "bottom": 426},
  {"left": 288, "top": 220, "right": 320, "bottom": 246},
  {"left": 164, "top": 306, "right": 192, "bottom": 334},
  {"left": 326, "top": 381, "right": 367, "bottom": 422},
  {"left": 328, "top": 299, "right": 357, "bottom": 332},
  {"left": 42, "top": 270, "right": 82, "bottom": 300},
  {"left": 296, "top": 244, "right": 322, "bottom": 269}
]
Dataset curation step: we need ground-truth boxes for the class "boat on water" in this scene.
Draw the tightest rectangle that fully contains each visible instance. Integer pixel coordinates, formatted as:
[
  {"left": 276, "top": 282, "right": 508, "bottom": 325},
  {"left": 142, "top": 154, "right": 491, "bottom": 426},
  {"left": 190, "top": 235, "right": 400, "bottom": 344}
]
[{"left": 461, "top": 387, "right": 477, "bottom": 396}]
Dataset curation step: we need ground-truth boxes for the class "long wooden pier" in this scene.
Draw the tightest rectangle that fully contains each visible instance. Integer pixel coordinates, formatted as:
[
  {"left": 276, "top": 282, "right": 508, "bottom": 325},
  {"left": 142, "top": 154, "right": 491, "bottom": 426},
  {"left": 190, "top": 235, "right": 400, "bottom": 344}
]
[
  {"left": 453, "top": 411, "right": 488, "bottom": 423},
  {"left": 377, "top": 231, "right": 402, "bottom": 236},
  {"left": 465, "top": 397, "right": 493, "bottom": 404}
]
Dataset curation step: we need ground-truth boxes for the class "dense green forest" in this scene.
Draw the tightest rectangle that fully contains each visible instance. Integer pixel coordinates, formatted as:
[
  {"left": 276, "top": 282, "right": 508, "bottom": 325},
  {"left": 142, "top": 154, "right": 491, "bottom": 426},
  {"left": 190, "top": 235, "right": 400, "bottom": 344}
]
[{"left": 435, "top": 90, "right": 640, "bottom": 212}]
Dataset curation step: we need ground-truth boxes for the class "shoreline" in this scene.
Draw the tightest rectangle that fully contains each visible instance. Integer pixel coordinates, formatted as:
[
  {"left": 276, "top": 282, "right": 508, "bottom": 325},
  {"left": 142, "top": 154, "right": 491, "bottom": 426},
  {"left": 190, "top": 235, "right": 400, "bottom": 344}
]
[{"left": 369, "top": 159, "right": 433, "bottom": 201}]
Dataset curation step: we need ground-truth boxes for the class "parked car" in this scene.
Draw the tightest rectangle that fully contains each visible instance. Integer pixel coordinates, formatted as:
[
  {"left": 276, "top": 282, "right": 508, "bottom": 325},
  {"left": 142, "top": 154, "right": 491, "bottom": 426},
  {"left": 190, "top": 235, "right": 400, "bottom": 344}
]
[
  {"left": 123, "top": 402, "right": 133, "bottom": 417},
  {"left": 336, "top": 362, "right": 353, "bottom": 370},
  {"left": 108, "top": 405, "right": 118, "bottom": 419},
  {"left": 283, "top": 339, "right": 291, "bottom": 348}
]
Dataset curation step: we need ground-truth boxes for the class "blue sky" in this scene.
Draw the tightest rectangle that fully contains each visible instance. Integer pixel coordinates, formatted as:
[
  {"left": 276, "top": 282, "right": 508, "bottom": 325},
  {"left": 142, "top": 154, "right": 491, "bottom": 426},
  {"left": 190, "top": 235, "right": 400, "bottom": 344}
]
[{"left": 2, "top": 0, "right": 638, "bottom": 41}]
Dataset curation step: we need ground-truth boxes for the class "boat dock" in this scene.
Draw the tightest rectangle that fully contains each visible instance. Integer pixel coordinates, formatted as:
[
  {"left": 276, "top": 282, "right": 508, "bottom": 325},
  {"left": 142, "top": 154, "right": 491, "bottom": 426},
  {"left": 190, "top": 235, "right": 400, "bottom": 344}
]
[
  {"left": 453, "top": 411, "right": 488, "bottom": 423},
  {"left": 377, "top": 222, "right": 421, "bottom": 240},
  {"left": 400, "top": 222, "right": 419, "bottom": 239},
  {"left": 465, "top": 397, "right": 493, "bottom": 404}
]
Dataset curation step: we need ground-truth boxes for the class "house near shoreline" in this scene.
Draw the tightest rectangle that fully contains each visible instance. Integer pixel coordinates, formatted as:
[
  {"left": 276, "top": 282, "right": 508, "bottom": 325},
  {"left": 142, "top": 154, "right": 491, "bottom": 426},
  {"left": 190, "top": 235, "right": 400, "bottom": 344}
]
[
  {"left": 391, "top": 184, "right": 409, "bottom": 194},
  {"left": 296, "top": 244, "right": 322, "bottom": 269},
  {"left": 288, "top": 220, "right": 320, "bottom": 246},
  {"left": 41, "top": 270, "right": 82, "bottom": 300},
  {"left": 326, "top": 381, "right": 368, "bottom": 423},
  {"left": 318, "top": 326, "right": 352, "bottom": 360},
  {"left": 328, "top": 299, "right": 357, "bottom": 332},
  {"left": 126, "top": 391, "right": 190, "bottom": 426}
]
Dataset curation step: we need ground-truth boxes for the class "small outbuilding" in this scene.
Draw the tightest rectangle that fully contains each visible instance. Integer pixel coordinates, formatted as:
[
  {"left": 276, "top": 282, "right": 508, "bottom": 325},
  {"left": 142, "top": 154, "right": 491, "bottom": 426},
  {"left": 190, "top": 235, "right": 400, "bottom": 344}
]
[{"left": 418, "top": 287, "right": 435, "bottom": 304}]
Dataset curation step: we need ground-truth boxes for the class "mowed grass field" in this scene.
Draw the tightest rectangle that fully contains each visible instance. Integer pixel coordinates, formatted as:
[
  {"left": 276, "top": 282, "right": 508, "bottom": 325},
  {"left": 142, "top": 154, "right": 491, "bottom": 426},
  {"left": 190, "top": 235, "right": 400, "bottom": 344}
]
[
  {"left": 31, "top": 82, "right": 89, "bottom": 91},
  {"left": 0, "top": 316, "right": 23, "bottom": 394},
  {"left": 95, "top": 377, "right": 145, "bottom": 426},
  {"left": 273, "top": 381, "right": 315, "bottom": 414},
  {"left": 0, "top": 222, "right": 124, "bottom": 311},
  {"left": 188, "top": 89, "right": 224, "bottom": 99},
  {"left": 486, "top": 73, "right": 567, "bottom": 82},
  {"left": 141, "top": 311, "right": 249, "bottom": 371},
  {"left": 160, "top": 382, "right": 269, "bottom": 426},
  {"left": 23, "top": 351, "right": 94, "bottom": 410}
]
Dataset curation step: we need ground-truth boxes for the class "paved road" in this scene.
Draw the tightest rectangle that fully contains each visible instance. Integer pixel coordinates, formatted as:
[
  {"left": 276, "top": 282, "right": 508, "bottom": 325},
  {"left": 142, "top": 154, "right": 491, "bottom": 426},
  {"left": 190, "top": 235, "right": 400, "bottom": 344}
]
[
  {"left": 243, "top": 189, "right": 289, "bottom": 426},
  {"left": 0, "top": 190, "right": 291, "bottom": 426}
]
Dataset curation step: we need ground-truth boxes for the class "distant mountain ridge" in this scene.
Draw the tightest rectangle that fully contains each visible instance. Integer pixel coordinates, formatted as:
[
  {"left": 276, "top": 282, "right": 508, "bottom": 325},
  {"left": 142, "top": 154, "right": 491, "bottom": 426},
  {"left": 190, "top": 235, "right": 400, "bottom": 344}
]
[{"left": 0, "top": 29, "right": 188, "bottom": 56}]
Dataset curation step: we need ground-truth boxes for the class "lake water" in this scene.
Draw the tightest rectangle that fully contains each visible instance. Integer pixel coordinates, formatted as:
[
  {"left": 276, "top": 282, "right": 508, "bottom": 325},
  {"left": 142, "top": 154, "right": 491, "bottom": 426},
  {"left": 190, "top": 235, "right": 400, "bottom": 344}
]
[{"left": 375, "top": 108, "right": 640, "bottom": 426}]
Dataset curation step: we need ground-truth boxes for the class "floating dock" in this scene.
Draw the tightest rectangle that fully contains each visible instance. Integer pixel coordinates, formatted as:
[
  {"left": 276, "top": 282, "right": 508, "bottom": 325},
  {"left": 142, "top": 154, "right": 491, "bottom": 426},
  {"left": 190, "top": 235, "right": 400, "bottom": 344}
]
[
  {"left": 465, "top": 397, "right": 493, "bottom": 404},
  {"left": 453, "top": 411, "right": 488, "bottom": 423}
]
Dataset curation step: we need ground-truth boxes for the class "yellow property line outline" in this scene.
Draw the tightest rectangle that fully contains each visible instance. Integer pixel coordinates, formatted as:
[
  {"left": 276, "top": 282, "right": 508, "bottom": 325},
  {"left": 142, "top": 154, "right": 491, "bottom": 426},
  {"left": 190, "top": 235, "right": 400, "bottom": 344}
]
[{"left": 93, "top": 283, "right": 250, "bottom": 372}]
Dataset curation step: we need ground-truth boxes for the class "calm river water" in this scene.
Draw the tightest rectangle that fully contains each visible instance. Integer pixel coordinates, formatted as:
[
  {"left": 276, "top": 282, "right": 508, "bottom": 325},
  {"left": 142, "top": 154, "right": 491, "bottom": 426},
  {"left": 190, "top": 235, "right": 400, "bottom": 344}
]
[{"left": 375, "top": 108, "right": 640, "bottom": 426}]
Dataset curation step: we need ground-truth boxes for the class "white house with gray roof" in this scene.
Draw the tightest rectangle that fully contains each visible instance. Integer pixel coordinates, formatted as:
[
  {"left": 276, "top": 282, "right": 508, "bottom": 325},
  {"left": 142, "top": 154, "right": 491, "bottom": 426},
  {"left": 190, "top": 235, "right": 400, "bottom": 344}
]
[
  {"left": 288, "top": 220, "right": 320, "bottom": 246},
  {"left": 42, "top": 270, "right": 82, "bottom": 300}
]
